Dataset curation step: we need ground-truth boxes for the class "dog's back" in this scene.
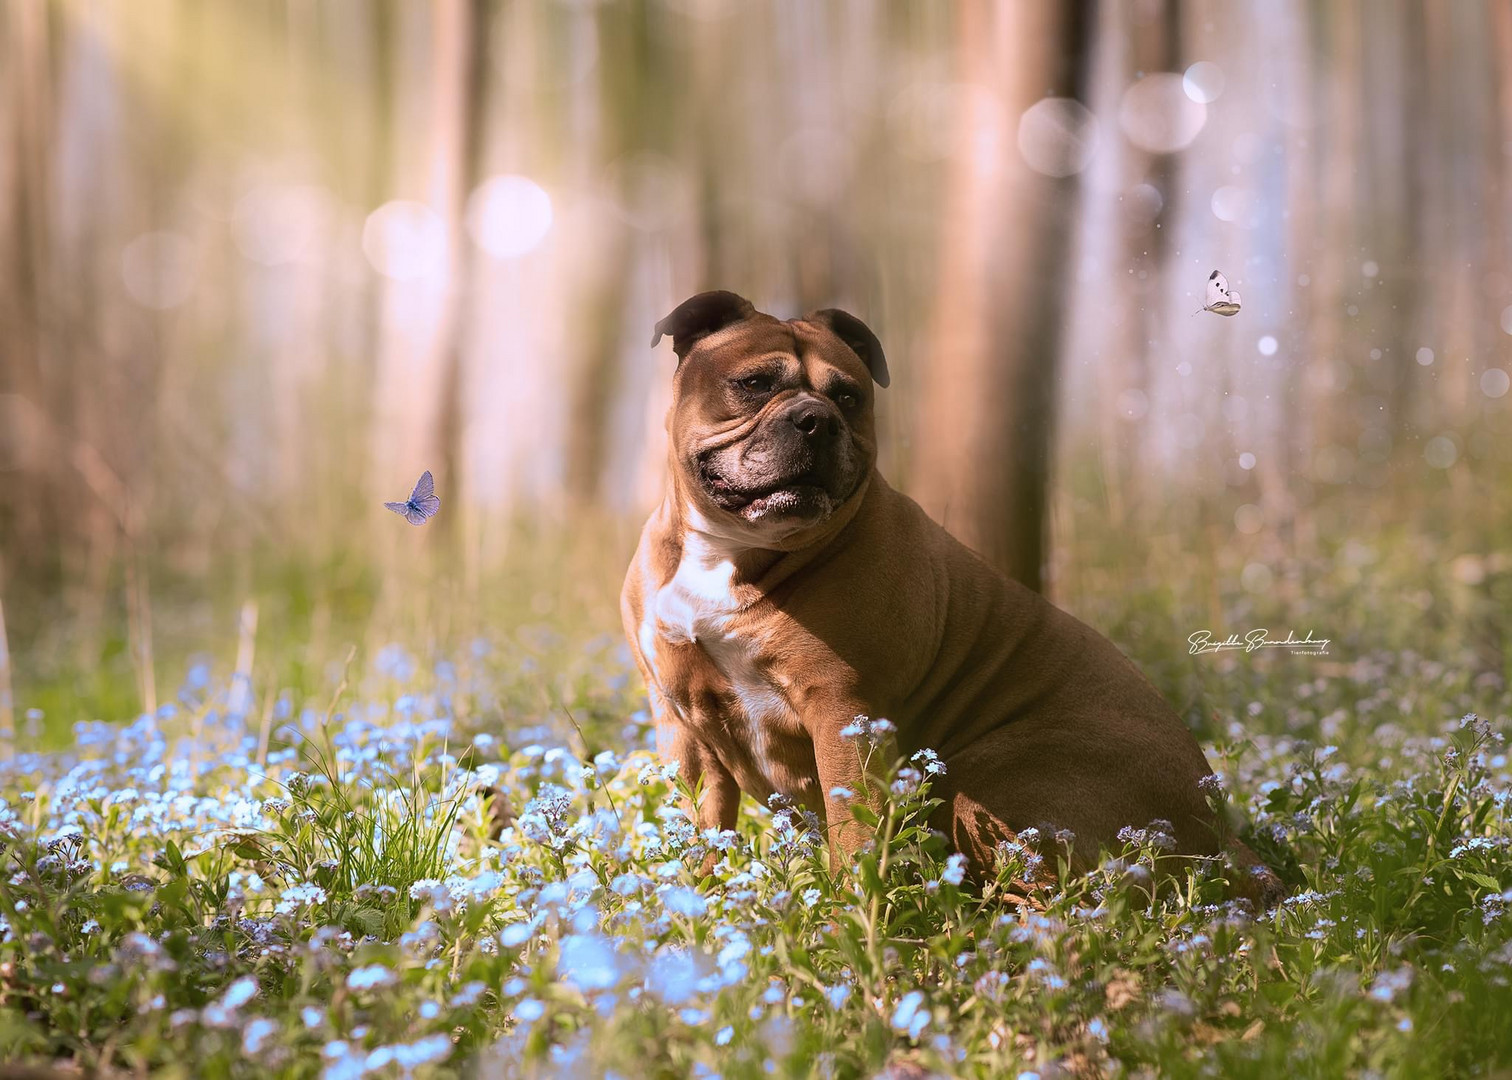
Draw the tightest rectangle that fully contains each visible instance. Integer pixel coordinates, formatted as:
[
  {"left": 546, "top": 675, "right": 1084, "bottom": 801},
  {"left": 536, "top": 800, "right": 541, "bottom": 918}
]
[{"left": 764, "top": 473, "right": 1282, "bottom": 902}]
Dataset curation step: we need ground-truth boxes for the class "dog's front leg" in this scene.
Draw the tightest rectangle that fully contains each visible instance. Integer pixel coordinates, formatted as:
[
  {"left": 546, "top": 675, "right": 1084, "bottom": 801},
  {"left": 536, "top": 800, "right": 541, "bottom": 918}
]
[
  {"left": 807, "top": 702, "right": 895, "bottom": 872},
  {"left": 684, "top": 736, "right": 740, "bottom": 878},
  {"left": 659, "top": 723, "right": 740, "bottom": 841},
  {"left": 639, "top": 667, "right": 741, "bottom": 837}
]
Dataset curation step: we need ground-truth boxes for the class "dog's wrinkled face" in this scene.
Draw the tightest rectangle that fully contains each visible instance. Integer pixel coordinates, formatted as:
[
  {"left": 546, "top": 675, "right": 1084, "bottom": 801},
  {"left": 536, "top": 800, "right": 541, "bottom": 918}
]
[{"left": 653, "top": 291, "right": 888, "bottom": 545}]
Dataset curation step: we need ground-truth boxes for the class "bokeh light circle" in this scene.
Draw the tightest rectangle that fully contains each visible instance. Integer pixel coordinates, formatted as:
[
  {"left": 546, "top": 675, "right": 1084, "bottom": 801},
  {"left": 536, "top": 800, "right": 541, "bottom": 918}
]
[
  {"left": 362, "top": 200, "right": 449, "bottom": 281},
  {"left": 1211, "top": 185, "right": 1261, "bottom": 227},
  {"left": 1234, "top": 503, "right": 1264, "bottom": 535},
  {"left": 1120, "top": 73, "right": 1206, "bottom": 154},
  {"left": 1423, "top": 435, "right": 1459, "bottom": 469},
  {"left": 1017, "top": 97, "right": 1099, "bottom": 178},
  {"left": 1125, "top": 182, "right": 1164, "bottom": 223},
  {"left": 1241, "top": 562, "right": 1273, "bottom": 593},
  {"left": 466, "top": 175, "right": 554, "bottom": 259},
  {"left": 1182, "top": 61, "right": 1225, "bottom": 104}
]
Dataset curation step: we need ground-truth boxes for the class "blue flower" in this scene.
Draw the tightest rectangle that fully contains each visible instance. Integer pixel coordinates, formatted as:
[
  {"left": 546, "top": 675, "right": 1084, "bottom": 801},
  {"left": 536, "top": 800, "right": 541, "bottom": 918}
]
[
  {"left": 648, "top": 948, "right": 700, "bottom": 1005},
  {"left": 662, "top": 886, "right": 708, "bottom": 917},
  {"left": 942, "top": 853, "right": 968, "bottom": 886},
  {"left": 219, "top": 976, "right": 258, "bottom": 1010},
  {"left": 890, "top": 990, "right": 929, "bottom": 1039},
  {"left": 558, "top": 933, "right": 621, "bottom": 991},
  {"left": 242, "top": 1017, "right": 276, "bottom": 1054},
  {"left": 387, "top": 1033, "right": 451, "bottom": 1068},
  {"left": 346, "top": 965, "right": 397, "bottom": 991},
  {"left": 1369, "top": 967, "right": 1413, "bottom": 1003}
]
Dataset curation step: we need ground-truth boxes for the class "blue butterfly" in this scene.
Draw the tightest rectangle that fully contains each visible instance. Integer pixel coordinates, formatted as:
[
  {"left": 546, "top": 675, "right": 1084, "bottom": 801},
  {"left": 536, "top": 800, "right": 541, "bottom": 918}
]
[{"left": 385, "top": 470, "right": 441, "bottom": 526}]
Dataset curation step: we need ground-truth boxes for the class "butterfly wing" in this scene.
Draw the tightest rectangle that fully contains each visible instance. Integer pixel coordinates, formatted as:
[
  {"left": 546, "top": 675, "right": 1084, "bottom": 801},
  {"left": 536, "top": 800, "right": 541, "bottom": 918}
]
[
  {"left": 1204, "top": 270, "right": 1241, "bottom": 315},
  {"left": 387, "top": 470, "right": 439, "bottom": 524},
  {"left": 1205, "top": 270, "right": 1230, "bottom": 306}
]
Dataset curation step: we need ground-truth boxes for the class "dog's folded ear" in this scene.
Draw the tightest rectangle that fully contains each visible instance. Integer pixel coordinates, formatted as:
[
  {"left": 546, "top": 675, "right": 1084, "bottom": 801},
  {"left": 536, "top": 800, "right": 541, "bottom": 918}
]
[
  {"left": 651, "top": 290, "right": 757, "bottom": 359},
  {"left": 807, "top": 308, "right": 890, "bottom": 388}
]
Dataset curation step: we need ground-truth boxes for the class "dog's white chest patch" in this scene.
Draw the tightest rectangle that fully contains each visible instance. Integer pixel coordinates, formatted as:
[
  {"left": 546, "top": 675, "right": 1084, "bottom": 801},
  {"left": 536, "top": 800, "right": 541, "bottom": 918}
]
[
  {"left": 640, "top": 534, "right": 794, "bottom": 778},
  {"left": 654, "top": 545, "right": 740, "bottom": 644}
]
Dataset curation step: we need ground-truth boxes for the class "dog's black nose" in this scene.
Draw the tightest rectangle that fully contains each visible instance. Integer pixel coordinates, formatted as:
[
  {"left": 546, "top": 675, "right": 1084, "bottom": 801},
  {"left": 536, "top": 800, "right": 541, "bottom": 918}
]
[{"left": 788, "top": 402, "right": 840, "bottom": 441}]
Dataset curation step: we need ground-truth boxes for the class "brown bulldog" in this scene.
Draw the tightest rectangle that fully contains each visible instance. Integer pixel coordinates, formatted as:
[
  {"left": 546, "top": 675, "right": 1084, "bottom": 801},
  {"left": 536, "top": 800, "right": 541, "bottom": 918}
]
[{"left": 621, "top": 290, "right": 1280, "bottom": 902}]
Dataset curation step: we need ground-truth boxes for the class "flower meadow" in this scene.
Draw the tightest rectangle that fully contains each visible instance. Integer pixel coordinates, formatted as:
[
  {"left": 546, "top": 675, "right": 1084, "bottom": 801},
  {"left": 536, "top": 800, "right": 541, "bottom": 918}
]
[{"left": 2, "top": 632, "right": 1511, "bottom": 1079}]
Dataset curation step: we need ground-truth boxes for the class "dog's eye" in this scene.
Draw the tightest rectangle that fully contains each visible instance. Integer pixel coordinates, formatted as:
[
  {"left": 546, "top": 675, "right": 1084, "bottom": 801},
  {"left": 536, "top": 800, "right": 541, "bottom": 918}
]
[
  {"left": 735, "top": 374, "right": 772, "bottom": 394},
  {"left": 834, "top": 391, "right": 858, "bottom": 410}
]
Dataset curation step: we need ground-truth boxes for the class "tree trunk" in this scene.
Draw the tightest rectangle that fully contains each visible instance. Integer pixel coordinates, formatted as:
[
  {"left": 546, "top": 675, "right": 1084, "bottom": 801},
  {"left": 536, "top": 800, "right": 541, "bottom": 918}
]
[
  {"left": 1099, "top": 0, "right": 1181, "bottom": 535},
  {"left": 369, "top": 0, "right": 475, "bottom": 547},
  {"left": 0, "top": 0, "right": 60, "bottom": 592},
  {"left": 434, "top": 0, "right": 490, "bottom": 538},
  {"left": 910, "top": 0, "right": 1093, "bottom": 592}
]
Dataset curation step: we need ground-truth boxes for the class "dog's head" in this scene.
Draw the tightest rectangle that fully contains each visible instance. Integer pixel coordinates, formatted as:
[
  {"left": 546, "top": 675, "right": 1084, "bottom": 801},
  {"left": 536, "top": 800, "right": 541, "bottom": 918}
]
[{"left": 653, "top": 290, "right": 889, "bottom": 545}]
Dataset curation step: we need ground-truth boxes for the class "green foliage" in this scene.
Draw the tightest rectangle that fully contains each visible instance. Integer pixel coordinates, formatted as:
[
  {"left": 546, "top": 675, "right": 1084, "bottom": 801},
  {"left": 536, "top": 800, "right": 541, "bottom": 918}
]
[{"left": 0, "top": 580, "right": 1509, "bottom": 1077}]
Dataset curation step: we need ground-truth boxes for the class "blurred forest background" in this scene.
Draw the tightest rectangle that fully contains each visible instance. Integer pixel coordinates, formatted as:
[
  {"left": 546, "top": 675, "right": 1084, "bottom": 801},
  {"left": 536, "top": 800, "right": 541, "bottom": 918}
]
[{"left": 2, "top": 0, "right": 1511, "bottom": 733}]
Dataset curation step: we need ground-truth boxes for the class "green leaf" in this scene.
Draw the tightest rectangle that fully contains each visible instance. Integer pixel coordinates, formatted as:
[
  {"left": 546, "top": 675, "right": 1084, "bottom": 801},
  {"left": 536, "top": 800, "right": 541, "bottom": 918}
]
[{"left": 848, "top": 805, "right": 879, "bottom": 829}]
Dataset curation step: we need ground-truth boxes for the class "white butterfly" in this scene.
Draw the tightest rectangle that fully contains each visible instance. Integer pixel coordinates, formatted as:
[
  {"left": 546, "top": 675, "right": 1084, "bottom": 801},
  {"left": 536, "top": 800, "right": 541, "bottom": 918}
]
[{"left": 1198, "top": 270, "right": 1242, "bottom": 316}]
